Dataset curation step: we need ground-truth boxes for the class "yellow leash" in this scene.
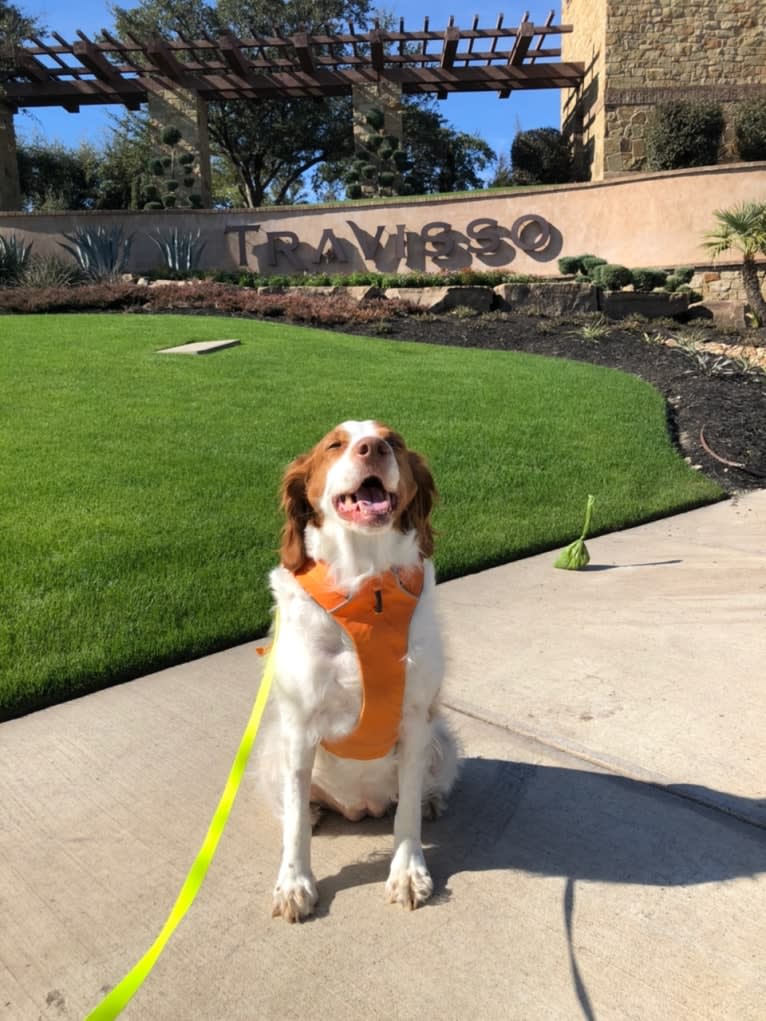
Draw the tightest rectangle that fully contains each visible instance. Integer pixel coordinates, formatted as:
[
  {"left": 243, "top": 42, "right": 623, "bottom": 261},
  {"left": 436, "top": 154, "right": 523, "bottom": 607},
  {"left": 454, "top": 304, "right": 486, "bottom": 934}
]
[{"left": 85, "top": 611, "right": 280, "bottom": 1021}]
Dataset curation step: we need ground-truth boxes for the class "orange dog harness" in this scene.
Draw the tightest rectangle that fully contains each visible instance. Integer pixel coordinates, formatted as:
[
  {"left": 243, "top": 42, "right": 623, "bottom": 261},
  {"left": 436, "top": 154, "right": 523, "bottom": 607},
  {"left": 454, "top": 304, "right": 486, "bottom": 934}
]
[{"left": 293, "top": 559, "right": 424, "bottom": 760}]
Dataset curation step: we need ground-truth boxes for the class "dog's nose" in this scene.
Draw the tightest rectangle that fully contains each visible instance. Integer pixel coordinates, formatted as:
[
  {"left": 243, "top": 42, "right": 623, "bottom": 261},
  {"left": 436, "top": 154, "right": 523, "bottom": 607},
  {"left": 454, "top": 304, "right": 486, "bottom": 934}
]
[{"left": 352, "top": 436, "right": 392, "bottom": 461}]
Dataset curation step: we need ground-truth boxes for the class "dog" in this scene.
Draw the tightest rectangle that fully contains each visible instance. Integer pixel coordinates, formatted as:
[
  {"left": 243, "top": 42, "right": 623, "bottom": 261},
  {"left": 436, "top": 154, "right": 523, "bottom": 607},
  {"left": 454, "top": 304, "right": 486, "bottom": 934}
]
[{"left": 261, "top": 420, "right": 458, "bottom": 922}]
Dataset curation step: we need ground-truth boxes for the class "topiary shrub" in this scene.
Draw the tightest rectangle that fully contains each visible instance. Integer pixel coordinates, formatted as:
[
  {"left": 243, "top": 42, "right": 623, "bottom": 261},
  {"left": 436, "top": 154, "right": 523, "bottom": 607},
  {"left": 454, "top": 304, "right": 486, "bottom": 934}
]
[
  {"left": 361, "top": 164, "right": 377, "bottom": 180},
  {"left": 632, "top": 268, "right": 668, "bottom": 292},
  {"left": 558, "top": 256, "right": 583, "bottom": 275},
  {"left": 183, "top": 175, "right": 196, "bottom": 188},
  {"left": 179, "top": 152, "right": 195, "bottom": 166},
  {"left": 163, "top": 194, "right": 177, "bottom": 208},
  {"left": 580, "top": 255, "right": 607, "bottom": 276},
  {"left": 645, "top": 101, "right": 724, "bottom": 170},
  {"left": 734, "top": 99, "right": 766, "bottom": 161},
  {"left": 189, "top": 194, "right": 203, "bottom": 208},
  {"left": 378, "top": 171, "right": 395, "bottom": 187},
  {"left": 510, "top": 127, "right": 573, "bottom": 185},
  {"left": 347, "top": 183, "right": 363, "bottom": 199},
  {"left": 165, "top": 180, "right": 179, "bottom": 192},
  {"left": 161, "top": 126, "right": 182, "bottom": 147},
  {"left": 150, "top": 159, "right": 164, "bottom": 176},
  {"left": 598, "top": 264, "right": 634, "bottom": 290},
  {"left": 674, "top": 266, "right": 695, "bottom": 284},
  {"left": 365, "top": 107, "right": 385, "bottom": 131}
]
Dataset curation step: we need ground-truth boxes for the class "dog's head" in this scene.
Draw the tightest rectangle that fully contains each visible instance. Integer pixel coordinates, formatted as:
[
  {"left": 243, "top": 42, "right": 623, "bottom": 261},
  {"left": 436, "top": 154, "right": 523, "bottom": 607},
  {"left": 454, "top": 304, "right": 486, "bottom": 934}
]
[{"left": 279, "top": 420, "right": 436, "bottom": 571}]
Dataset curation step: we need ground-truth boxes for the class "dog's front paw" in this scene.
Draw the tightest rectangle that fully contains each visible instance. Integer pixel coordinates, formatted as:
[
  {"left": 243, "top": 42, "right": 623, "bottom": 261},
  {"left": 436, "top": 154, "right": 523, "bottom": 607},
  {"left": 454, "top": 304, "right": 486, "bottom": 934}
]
[
  {"left": 272, "top": 868, "right": 318, "bottom": 923},
  {"left": 385, "top": 842, "right": 433, "bottom": 910}
]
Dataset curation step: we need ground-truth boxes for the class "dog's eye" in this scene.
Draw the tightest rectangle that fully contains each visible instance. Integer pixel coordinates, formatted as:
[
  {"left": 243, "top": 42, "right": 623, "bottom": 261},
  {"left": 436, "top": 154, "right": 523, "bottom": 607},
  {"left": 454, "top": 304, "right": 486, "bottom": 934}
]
[{"left": 327, "top": 440, "right": 343, "bottom": 450}]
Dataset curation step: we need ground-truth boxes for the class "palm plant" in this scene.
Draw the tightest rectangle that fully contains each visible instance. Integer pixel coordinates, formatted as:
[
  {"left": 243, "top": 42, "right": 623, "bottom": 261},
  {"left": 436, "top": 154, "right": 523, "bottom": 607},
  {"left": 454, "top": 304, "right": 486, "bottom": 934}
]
[{"left": 703, "top": 201, "right": 766, "bottom": 332}]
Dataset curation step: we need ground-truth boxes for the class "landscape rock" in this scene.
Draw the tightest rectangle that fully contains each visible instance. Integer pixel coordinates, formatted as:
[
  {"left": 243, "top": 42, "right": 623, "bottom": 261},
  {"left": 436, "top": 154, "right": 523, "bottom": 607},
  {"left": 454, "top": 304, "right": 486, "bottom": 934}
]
[
  {"left": 384, "top": 286, "right": 494, "bottom": 313},
  {"left": 599, "top": 289, "right": 689, "bottom": 319},
  {"left": 493, "top": 281, "right": 597, "bottom": 315}
]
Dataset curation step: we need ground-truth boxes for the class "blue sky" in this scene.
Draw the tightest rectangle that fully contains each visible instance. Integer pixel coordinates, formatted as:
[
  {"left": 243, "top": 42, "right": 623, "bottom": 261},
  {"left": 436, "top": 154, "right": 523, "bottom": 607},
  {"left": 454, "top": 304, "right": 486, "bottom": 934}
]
[{"left": 17, "top": 1, "right": 565, "bottom": 164}]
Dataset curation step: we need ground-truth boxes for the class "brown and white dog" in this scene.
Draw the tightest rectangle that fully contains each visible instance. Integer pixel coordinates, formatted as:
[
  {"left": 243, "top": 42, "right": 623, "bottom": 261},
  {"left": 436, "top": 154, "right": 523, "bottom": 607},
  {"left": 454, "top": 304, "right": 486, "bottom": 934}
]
[{"left": 261, "top": 420, "right": 458, "bottom": 922}]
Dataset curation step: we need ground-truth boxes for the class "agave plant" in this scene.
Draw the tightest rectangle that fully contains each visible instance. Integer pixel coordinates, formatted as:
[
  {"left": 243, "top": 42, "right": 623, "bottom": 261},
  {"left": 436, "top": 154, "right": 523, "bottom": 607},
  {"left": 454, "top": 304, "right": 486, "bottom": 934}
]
[
  {"left": 703, "top": 201, "right": 766, "bottom": 333},
  {"left": 0, "top": 233, "right": 33, "bottom": 286},
  {"left": 58, "top": 225, "right": 133, "bottom": 282},
  {"left": 147, "top": 226, "right": 207, "bottom": 274}
]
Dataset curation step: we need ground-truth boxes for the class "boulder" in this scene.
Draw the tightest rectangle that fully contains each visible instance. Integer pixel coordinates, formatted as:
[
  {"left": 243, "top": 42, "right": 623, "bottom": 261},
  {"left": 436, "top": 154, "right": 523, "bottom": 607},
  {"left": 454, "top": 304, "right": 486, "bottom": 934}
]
[
  {"left": 599, "top": 290, "right": 689, "bottom": 319},
  {"left": 493, "top": 281, "right": 597, "bottom": 315},
  {"left": 384, "top": 286, "right": 494, "bottom": 313}
]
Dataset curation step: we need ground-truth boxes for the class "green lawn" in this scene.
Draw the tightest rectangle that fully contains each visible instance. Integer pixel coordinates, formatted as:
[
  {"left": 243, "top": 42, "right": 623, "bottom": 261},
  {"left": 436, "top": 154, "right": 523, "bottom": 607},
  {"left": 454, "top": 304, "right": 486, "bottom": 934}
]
[{"left": 0, "top": 314, "right": 722, "bottom": 718}]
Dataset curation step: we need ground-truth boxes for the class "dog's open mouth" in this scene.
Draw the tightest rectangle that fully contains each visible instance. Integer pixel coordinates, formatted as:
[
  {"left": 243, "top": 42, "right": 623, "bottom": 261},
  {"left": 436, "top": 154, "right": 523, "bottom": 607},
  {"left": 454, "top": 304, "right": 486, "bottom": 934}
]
[{"left": 333, "top": 476, "right": 398, "bottom": 526}]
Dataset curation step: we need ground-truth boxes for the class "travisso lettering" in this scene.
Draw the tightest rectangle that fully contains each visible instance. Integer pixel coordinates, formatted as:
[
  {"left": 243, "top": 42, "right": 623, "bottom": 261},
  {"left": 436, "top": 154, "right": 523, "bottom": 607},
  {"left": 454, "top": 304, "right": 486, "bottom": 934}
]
[{"left": 224, "top": 214, "right": 557, "bottom": 271}]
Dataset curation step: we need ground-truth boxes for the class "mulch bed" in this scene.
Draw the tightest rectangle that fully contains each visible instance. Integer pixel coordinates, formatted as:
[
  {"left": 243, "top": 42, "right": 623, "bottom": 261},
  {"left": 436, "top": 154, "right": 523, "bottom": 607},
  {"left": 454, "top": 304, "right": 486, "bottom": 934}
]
[{"left": 341, "top": 312, "right": 766, "bottom": 495}]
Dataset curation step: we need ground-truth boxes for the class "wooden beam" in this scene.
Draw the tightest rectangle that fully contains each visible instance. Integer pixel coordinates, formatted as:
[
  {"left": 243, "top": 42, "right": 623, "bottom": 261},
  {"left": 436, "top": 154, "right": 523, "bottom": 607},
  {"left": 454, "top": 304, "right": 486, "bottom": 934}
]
[
  {"left": 370, "top": 28, "right": 384, "bottom": 71},
  {"left": 508, "top": 20, "right": 534, "bottom": 66},
  {"left": 441, "top": 26, "right": 460, "bottom": 69},
  {"left": 15, "top": 49, "right": 54, "bottom": 83},
  {"left": 145, "top": 39, "right": 200, "bottom": 89},
  {"left": 217, "top": 33, "right": 251, "bottom": 78},
  {"left": 291, "top": 32, "right": 314, "bottom": 73}
]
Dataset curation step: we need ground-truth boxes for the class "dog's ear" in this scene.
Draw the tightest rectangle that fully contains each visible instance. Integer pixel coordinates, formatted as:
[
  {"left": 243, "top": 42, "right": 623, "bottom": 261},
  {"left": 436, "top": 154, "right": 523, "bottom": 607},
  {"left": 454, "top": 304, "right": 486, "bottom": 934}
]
[
  {"left": 279, "top": 453, "right": 316, "bottom": 571},
  {"left": 400, "top": 450, "right": 437, "bottom": 558}
]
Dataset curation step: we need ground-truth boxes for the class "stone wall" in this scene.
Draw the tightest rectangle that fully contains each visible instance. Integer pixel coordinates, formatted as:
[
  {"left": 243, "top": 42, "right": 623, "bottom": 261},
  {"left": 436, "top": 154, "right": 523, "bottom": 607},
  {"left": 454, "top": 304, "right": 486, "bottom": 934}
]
[
  {"left": 1, "top": 164, "right": 764, "bottom": 279},
  {"left": 562, "top": 0, "right": 766, "bottom": 179}
]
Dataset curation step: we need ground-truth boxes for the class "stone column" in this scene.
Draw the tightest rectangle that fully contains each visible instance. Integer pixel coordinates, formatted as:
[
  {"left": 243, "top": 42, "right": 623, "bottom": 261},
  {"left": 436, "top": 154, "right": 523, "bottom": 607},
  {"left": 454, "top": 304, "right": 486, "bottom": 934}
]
[
  {"left": 351, "top": 81, "right": 404, "bottom": 197},
  {"left": 0, "top": 102, "right": 22, "bottom": 211},
  {"left": 147, "top": 88, "right": 212, "bottom": 209}
]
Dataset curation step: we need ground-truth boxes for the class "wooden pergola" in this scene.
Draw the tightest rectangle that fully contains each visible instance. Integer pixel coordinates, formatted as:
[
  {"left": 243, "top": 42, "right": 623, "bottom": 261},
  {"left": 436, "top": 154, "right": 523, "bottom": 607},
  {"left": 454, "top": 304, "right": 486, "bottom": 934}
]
[{"left": 2, "top": 13, "right": 584, "bottom": 112}]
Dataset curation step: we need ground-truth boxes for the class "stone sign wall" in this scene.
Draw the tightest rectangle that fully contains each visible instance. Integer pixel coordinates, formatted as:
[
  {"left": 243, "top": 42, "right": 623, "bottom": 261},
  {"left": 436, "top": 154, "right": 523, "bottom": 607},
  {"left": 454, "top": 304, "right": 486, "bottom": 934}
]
[
  {"left": 562, "top": 0, "right": 766, "bottom": 180},
  {"left": 1, "top": 163, "right": 765, "bottom": 277}
]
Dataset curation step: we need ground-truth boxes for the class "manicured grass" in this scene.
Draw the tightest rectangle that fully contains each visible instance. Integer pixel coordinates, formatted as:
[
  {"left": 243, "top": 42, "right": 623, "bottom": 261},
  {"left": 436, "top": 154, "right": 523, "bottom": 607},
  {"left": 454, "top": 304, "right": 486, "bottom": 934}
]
[{"left": 0, "top": 314, "right": 721, "bottom": 718}]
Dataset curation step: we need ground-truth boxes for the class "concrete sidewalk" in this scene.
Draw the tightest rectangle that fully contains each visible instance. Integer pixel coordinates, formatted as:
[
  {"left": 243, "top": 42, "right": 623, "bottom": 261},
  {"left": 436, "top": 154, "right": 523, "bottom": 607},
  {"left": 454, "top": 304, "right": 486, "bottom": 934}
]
[{"left": 1, "top": 492, "right": 764, "bottom": 1021}]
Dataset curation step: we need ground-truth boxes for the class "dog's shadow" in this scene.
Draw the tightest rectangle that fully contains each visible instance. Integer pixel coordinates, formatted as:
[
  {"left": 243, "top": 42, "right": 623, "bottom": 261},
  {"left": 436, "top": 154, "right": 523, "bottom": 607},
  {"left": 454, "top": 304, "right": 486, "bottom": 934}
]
[{"left": 315, "top": 757, "right": 765, "bottom": 915}]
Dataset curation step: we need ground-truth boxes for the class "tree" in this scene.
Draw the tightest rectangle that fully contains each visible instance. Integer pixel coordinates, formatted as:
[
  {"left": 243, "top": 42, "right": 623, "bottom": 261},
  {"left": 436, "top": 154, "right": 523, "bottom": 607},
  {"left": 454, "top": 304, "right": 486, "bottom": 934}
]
[
  {"left": 489, "top": 127, "right": 571, "bottom": 187},
  {"left": 17, "top": 139, "right": 100, "bottom": 210},
  {"left": 398, "top": 102, "right": 495, "bottom": 194},
  {"left": 314, "top": 99, "right": 495, "bottom": 200},
  {"left": 111, "top": 0, "right": 372, "bottom": 207},
  {"left": 704, "top": 201, "right": 766, "bottom": 333},
  {"left": 0, "top": 0, "right": 40, "bottom": 76}
]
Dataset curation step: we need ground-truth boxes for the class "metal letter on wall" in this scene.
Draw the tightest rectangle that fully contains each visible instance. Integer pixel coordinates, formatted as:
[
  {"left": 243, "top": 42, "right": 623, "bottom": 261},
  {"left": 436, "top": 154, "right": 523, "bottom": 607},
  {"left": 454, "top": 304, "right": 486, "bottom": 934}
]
[
  {"left": 509, "top": 215, "right": 551, "bottom": 253},
  {"left": 312, "top": 229, "right": 349, "bottom": 264},
  {"left": 225, "top": 224, "right": 261, "bottom": 266},
  {"left": 266, "top": 231, "right": 302, "bottom": 269}
]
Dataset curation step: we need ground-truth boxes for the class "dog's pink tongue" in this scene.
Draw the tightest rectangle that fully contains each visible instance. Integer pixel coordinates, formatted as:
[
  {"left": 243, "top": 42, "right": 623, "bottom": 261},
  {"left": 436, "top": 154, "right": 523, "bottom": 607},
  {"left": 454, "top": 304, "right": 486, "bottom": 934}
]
[{"left": 355, "top": 481, "right": 389, "bottom": 512}]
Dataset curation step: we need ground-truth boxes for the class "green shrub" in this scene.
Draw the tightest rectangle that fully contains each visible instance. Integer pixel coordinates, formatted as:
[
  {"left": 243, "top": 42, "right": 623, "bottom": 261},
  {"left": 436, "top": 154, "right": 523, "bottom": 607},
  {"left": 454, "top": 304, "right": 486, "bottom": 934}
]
[
  {"left": 392, "top": 150, "right": 408, "bottom": 170},
  {"left": 674, "top": 266, "right": 695, "bottom": 284},
  {"left": 179, "top": 152, "right": 195, "bottom": 166},
  {"left": 188, "top": 194, "right": 203, "bottom": 209},
  {"left": 0, "top": 233, "right": 33, "bottom": 286},
  {"left": 598, "top": 264, "right": 633, "bottom": 290},
  {"left": 144, "top": 201, "right": 164, "bottom": 210},
  {"left": 632, "top": 268, "right": 668, "bottom": 292},
  {"left": 150, "top": 159, "right": 164, "bottom": 176},
  {"left": 165, "top": 180, "right": 179, "bottom": 192},
  {"left": 361, "top": 164, "right": 377, "bottom": 180},
  {"left": 162, "top": 156, "right": 172, "bottom": 168},
  {"left": 21, "top": 254, "right": 81, "bottom": 288},
  {"left": 664, "top": 274, "right": 683, "bottom": 293},
  {"left": 183, "top": 175, "right": 196, "bottom": 188},
  {"left": 366, "top": 134, "right": 383, "bottom": 150},
  {"left": 734, "top": 99, "right": 766, "bottom": 161},
  {"left": 347, "top": 183, "right": 363, "bottom": 199},
  {"left": 163, "top": 194, "right": 177, "bottom": 208},
  {"left": 378, "top": 171, "right": 396, "bottom": 187},
  {"left": 510, "top": 127, "right": 572, "bottom": 185},
  {"left": 365, "top": 107, "right": 385, "bottom": 131},
  {"left": 558, "top": 256, "right": 583, "bottom": 275},
  {"left": 161, "top": 126, "right": 182, "bottom": 147},
  {"left": 645, "top": 101, "right": 724, "bottom": 170},
  {"left": 581, "top": 255, "right": 607, "bottom": 276}
]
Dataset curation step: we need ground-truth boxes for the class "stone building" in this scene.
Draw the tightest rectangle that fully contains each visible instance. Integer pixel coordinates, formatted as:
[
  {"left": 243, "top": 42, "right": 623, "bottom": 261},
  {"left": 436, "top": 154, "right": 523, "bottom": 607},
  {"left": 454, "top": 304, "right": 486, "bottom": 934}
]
[{"left": 561, "top": 0, "right": 766, "bottom": 180}]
